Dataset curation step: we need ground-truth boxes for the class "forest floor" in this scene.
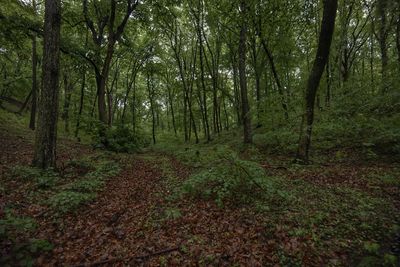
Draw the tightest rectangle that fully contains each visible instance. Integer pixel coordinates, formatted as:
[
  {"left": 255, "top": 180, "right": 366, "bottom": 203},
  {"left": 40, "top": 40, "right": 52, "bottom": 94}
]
[{"left": 1, "top": 117, "right": 400, "bottom": 266}]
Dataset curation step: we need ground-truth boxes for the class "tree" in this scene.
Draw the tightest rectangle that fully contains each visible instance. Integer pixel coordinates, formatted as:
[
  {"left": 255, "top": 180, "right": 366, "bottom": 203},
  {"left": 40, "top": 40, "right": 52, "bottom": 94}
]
[
  {"left": 83, "top": 0, "right": 139, "bottom": 125},
  {"left": 296, "top": 0, "right": 338, "bottom": 163},
  {"left": 32, "top": 0, "right": 61, "bottom": 169},
  {"left": 29, "top": 0, "right": 38, "bottom": 130},
  {"left": 239, "top": 0, "right": 252, "bottom": 144}
]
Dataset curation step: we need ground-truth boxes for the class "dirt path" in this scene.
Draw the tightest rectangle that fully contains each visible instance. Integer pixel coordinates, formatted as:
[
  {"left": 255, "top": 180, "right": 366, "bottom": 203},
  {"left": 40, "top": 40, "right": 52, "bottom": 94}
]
[
  {"left": 1, "top": 125, "right": 399, "bottom": 266},
  {"left": 36, "top": 155, "right": 172, "bottom": 266}
]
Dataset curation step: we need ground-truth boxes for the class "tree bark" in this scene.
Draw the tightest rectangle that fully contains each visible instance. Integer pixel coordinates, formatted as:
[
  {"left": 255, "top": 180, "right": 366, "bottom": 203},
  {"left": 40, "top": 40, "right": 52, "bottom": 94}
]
[
  {"left": 396, "top": 0, "right": 400, "bottom": 65},
  {"left": 62, "top": 72, "right": 74, "bottom": 134},
  {"left": 239, "top": 0, "right": 252, "bottom": 144},
  {"left": 377, "top": 0, "right": 389, "bottom": 93},
  {"left": 75, "top": 69, "right": 86, "bottom": 139},
  {"left": 32, "top": 0, "right": 61, "bottom": 169},
  {"left": 147, "top": 70, "right": 156, "bottom": 145},
  {"left": 259, "top": 38, "right": 289, "bottom": 120},
  {"left": 250, "top": 35, "right": 262, "bottom": 127},
  {"left": 296, "top": 0, "right": 338, "bottom": 163},
  {"left": 83, "top": 0, "right": 138, "bottom": 124},
  {"left": 29, "top": 0, "right": 38, "bottom": 130}
]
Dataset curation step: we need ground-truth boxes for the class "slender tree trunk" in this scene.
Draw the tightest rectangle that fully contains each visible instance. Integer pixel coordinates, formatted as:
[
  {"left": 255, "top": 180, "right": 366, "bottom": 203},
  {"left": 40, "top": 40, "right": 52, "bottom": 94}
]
[
  {"left": 396, "top": 1, "right": 400, "bottom": 65},
  {"left": 167, "top": 84, "right": 177, "bottom": 136},
  {"left": 377, "top": 0, "right": 389, "bottom": 93},
  {"left": 32, "top": 0, "right": 61, "bottom": 169},
  {"left": 325, "top": 57, "right": 331, "bottom": 107},
  {"left": 251, "top": 36, "right": 261, "bottom": 127},
  {"left": 75, "top": 69, "right": 86, "bottom": 138},
  {"left": 296, "top": 0, "right": 338, "bottom": 163},
  {"left": 107, "top": 60, "right": 119, "bottom": 126},
  {"left": 19, "top": 90, "right": 32, "bottom": 114},
  {"left": 198, "top": 35, "right": 211, "bottom": 141},
  {"left": 132, "top": 78, "right": 137, "bottom": 133},
  {"left": 147, "top": 70, "right": 156, "bottom": 144},
  {"left": 62, "top": 73, "right": 73, "bottom": 134},
  {"left": 29, "top": 6, "right": 38, "bottom": 130},
  {"left": 370, "top": 31, "right": 375, "bottom": 86},
  {"left": 260, "top": 38, "right": 289, "bottom": 120},
  {"left": 230, "top": 47, "right": 241, "bottom": 126},
  {"left": 239, "top": 0, "right": 252, "bottom": 144}
]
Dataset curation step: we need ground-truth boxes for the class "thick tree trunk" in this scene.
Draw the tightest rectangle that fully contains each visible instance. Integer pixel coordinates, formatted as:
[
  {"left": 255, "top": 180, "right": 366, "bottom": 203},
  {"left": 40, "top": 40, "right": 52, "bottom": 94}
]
[
  {"left": 296, "top": 0, "right": 338, "bottom": 163},
  {"left": 32, "top": 0, "right": 61, "bottom": 169},
  {"left": 98, "top": 45, "right": 115, "bottom": 124},
  {"left": 239, "top": 0, "right": 252, "bottom": 144}
]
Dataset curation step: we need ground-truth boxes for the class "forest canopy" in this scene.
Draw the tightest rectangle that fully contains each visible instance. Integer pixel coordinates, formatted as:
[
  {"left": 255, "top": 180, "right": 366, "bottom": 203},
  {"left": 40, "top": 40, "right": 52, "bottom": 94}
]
[{"left": 0, "top": 0, "right": 399, "bottom": 163}]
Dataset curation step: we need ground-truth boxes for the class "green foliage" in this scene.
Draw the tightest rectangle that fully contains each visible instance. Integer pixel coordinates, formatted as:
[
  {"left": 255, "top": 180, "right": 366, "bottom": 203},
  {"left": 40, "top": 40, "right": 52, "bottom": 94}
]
[
  {"left": 0, "top": 210, "right": 52, "bottom": 267},
  {"left": 66, "top": 178, "right": 104, "bottom": 193},
  {"left": 47, "top": 191, "right": 95, "bottom": 214},
  {"left": 164, "top": 207, "right": 182, "bottom": 220},
  {"left": 0, "top": 212, "right": 36, "bottom": 239},
  {"left": 91, "top": 124, "right": 149, "bottom": 153},
  {"left": 47, "top": 158, "right": 119, "bottom": 214},
  {"left": 363, "top": 241, "right": 380, "bottom": 255},
  {"left": 180, "top": 148, "right": 282, "bottom": 206},
  {"left": 11, "top": 166, "right": 59, "bottom": 189},
  {"left": 253, "top": 128, "right": 298, "bottom": 154}
]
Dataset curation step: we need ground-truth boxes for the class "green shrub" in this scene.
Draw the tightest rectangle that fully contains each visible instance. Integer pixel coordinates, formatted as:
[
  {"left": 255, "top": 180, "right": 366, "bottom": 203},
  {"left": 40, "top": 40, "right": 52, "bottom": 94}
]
[
  {"left": 180, "top": 149, "right": 282, "bottom": 207},
  {"left": 92, "top": 124, "right": 150, "bottom": 153},
  {"left": 66, "top": 178, "right": 104, "bottom": 193},
  {"left": 253, "top": 129, "right": 298, "bottom": 154},
  {"left": 0, "top": 213, "right": 36, "bottom": 239},
  {"left": 47, "top": 191, "right": 95, "bottom": 214},
  {"left": 11, "top": 166, "right": 59, "bottom": 189},
  {"left": 0, "top": 211, "right": 52, "bottom": 267}
]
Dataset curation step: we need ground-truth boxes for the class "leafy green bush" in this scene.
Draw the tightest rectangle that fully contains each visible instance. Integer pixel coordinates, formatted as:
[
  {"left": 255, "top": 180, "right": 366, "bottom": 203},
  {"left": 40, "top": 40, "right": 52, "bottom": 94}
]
[
  {"left": 47, "top": 191, "right": 95, "bottom": 214},
  {"left": 180, "top": 148, "right": 282, "bottom": 207},
  {"left": 91, "top": 124, "right": 150, "bottom": 153}
]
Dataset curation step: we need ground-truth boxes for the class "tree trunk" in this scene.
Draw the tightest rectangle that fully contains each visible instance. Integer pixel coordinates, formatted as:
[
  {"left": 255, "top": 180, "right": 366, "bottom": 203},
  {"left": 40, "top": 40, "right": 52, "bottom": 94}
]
[
  {"left": 251, "top": 35, "right": 262, "bottom": 127},
  {"left": 75, "top": 69, "right": 86, "bottom": 138},
  {"left": 239, "top": 0, "right": 252, "bottom": 144},
  {"left": 230, "top": 49, "right": 242, "bottom": 126},
  {"left": 167, "top": 83, "right": 177, "bottom": 136},
  {"left": 296, "top": 0, "right": 338, "bottom": 163},
  {"left": 32, "top": 0, "right": 61, "bottom": 169},
  {"left": 29, "top": 9, "right": 38, "bottom": 130},
  {"left": 147, "top": 70, "right": 156, "bottom": 145},
  {"left": 62, "top": 73, "right": 73, "bottom": 134},
  {"left": 396, "top": 0, "right": 400, "bottom": 65},
  {"left": 377, "top": 0, "right": 389, "bottom": 93},
  {"left": 260, "top": 38, "right": 289, "bottom": 120},
  {"left": 19, "top": 90, "right": 32, "bottom": 114},
  {"left": 325, "top": 57, "right": 331, "bottom": 107}
]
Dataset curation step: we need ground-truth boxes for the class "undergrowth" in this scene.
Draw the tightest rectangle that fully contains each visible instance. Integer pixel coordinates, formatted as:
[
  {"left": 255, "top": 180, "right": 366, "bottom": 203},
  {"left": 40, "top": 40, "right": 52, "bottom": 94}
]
[{"left": 0, "top": 210, "right": 52, "bottom": 266}]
